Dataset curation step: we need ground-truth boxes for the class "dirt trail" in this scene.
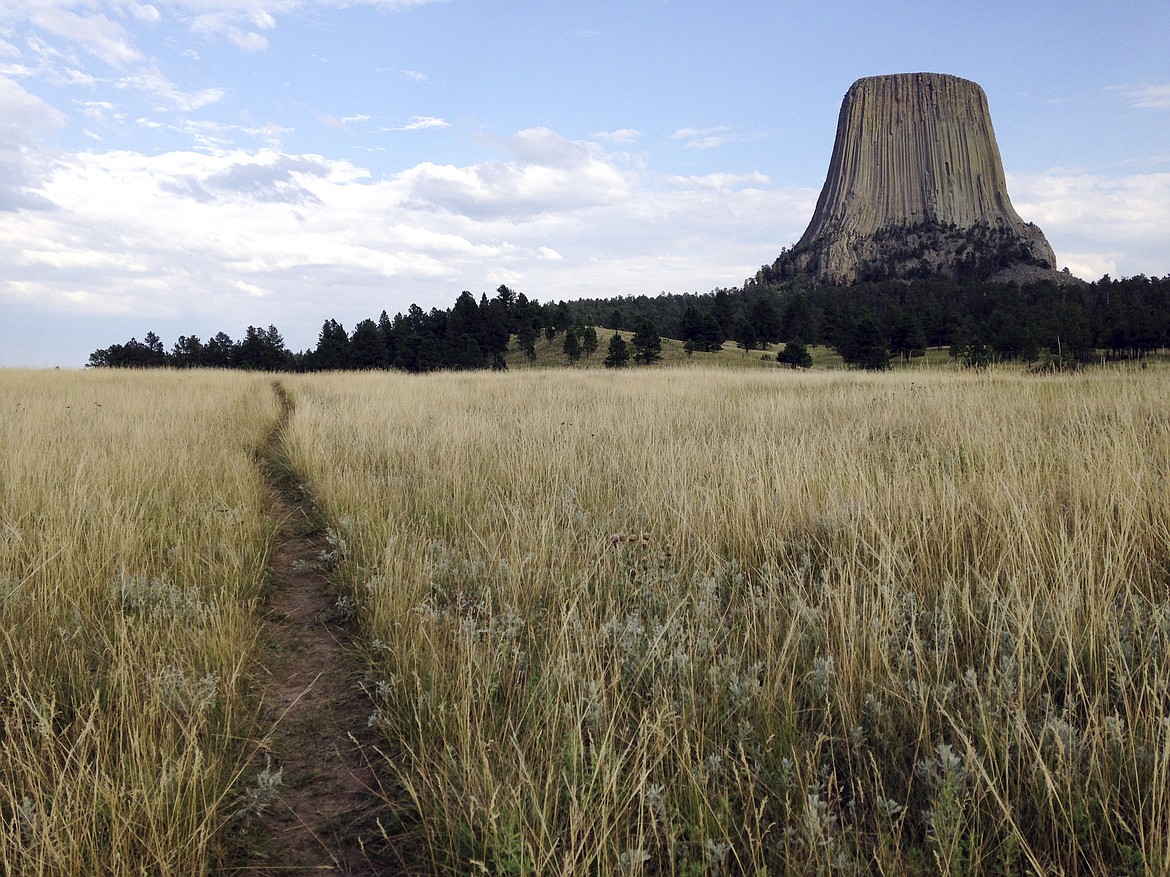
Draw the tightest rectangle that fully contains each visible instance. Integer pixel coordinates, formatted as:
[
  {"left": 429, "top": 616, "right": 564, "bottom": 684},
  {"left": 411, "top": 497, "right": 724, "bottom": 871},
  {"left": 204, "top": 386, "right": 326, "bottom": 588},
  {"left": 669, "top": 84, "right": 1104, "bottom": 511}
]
[{"left": 235, "top": 382, "right": 401, "bottom": 875}]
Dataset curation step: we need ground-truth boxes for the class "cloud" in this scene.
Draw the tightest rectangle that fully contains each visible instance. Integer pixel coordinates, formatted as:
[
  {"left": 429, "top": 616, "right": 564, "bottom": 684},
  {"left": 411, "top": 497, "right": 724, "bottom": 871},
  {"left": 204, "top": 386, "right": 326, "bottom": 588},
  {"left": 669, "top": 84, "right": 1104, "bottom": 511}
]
[
  {"left": 0, "top": 75, "right": 67, "bottom": 211},
  {"left": 161, "top": 152, "right": 330, "bottom": 204},
  {"left": 1008, "top": 170, "right": 1170, "bottom": 279},
  {"left": 29, "top": 6, "right": 142, "bottom": 67},
  {"left": 233, "top": 279, "right": 268, "bottom": 297},
  {"left": 385, "top": 115, "right": 448, "bottom": 131},
  {"left": 226, "top": 28, "right": 268, "bottom": 51},
  {"left": 399, "top": 127, "right": 629, "bottom": 219},
  {"left": 118, "top": 69, "right": 225, "bottom": 111},
  {"left": 672, "top": 126, "right": 735, "bottom": 150},
  {"left": 324, "top": 113, "right": 372, "bottom": 129},
  {"left": 594, "top": 128, "right": 641, "bottom": 145},
  {"left": 667, "top": 171, "right": 771, "bottom": 190},
  {"left": 1117, "top": 83, "right": 1170, "bottom": 110},
  {"left": 130, "top": 4, "right": 163, "bottom": 25}
]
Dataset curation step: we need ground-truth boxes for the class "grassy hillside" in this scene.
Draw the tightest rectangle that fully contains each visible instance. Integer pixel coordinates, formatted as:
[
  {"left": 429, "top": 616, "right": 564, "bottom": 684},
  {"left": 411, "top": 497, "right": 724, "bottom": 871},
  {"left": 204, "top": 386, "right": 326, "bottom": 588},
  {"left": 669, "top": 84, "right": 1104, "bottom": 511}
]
[{"left": 502, "top": 327, "right": 968, "bottom": 371}]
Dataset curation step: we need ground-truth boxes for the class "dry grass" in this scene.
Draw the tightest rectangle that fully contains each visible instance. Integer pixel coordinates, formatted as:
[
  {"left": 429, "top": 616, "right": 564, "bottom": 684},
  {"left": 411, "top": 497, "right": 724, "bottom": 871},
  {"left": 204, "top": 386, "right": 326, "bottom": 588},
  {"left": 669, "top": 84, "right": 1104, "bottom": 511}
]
[
  {"left": 280, "top": 365, "right": 1170, "bottom": 876},
  {"left": 0, "top": 369, "right": 278, "bottom": 875},
  {"left": 3, "top": 364, "right": 1168, "bottom": 875}
]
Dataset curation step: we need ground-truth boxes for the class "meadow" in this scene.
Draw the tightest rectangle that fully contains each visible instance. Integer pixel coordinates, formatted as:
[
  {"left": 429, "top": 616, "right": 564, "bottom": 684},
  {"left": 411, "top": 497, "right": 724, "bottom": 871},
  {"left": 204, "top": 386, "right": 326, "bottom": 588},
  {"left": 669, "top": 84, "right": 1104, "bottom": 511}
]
[
  {"left": 281, "top": 365, "right": 1170, "bottom": 876},
  {"left": 0, "top": 369, "right": 278, "bottom": 875},
  {"left": 3, "top": 363, "right": 1169, "bottom": 875}
]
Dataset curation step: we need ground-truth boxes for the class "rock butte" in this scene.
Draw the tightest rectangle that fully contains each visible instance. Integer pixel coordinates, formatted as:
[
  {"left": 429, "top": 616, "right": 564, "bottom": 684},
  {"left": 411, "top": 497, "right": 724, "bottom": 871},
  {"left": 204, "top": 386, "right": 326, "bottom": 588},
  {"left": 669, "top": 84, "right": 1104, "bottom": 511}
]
[{"left": 780, "top": 72, "right": 1066, "bottom": 284}]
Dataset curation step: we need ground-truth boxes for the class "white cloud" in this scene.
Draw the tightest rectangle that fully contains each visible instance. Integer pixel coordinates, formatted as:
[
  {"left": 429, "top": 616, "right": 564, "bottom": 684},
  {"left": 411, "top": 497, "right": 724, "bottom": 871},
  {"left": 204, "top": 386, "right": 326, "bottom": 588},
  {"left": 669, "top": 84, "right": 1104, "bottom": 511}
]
[
  {"left": 0, "top": 75, "right": 67, "bottom": 211},
  {"left": 398, "top": 128, "right": 630, "bottom": 219},
  {"left": 1119, "top": 83, "right": 1170, "bottom": 110},
  {"left": 325, "top": 113, "right": 372, "bottom": 129},
  {"left": 1008, "top": 170, "right": 1170, "bottom": 279},
  {"left": 130, "top": 4, "right": 163, "bottom": 25},
  {"left": 29, "top": 6, "right": 142, "bottom": 67},
  {"left": 672, "top": 125, "right": 735, "bottom": 150},
  {"left": 118, "top": 69, "right": 225, "bottom": 111},
  {"left": 234, "top": 279, "right": 268, "bottom": 297},
  {"left": 386, "top": 115, "right": 448, "bottom": 131},
  {"left": 75, "top": 99, "right": 122, "bottom": 122},
  {"left": 226, "top": 28, "right": 268, "bottom": 51},
  {"left": 667, "top": 171, "right": 771, "bottom": 190},
  {"left": 594, "top": 128, "right": 641, "bottom": 144}
]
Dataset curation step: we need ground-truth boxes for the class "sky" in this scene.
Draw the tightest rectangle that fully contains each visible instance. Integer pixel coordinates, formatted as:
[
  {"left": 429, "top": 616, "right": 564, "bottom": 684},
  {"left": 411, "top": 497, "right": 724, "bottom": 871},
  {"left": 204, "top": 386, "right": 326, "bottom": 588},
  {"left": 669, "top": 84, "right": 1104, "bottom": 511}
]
[{"left": 1, "top": 0, "right": 1168, "bottom": 367}]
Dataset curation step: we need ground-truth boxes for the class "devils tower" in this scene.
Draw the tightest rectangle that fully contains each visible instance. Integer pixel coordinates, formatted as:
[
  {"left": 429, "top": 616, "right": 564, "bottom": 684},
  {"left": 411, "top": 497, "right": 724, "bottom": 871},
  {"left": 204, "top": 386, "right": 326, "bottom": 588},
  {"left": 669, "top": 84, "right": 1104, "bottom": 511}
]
[{"left": 773, "top": 73, "right": 1064, "bottom": 284}]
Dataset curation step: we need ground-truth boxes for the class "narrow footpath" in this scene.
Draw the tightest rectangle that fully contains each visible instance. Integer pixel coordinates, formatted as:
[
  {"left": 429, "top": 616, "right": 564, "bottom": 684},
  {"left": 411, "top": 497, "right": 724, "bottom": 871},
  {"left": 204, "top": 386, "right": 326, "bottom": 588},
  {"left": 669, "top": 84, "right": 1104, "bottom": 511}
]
[{"left": 236, "top": 382, "right": 400, "bottom": 875}]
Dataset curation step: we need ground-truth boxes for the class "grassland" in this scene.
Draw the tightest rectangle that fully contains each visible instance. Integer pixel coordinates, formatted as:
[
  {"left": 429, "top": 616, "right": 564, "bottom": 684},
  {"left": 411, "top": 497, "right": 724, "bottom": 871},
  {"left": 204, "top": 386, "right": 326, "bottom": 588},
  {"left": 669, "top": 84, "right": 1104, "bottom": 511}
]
[
  {"left": 281, "top": 365, "right": 1170, "bottom": 876},
  {"left": 0, "top": 369, "right": 278, "bottom": 875},
  {"left": 3, "top": 363, "right": 1169, "bottom": 875}
]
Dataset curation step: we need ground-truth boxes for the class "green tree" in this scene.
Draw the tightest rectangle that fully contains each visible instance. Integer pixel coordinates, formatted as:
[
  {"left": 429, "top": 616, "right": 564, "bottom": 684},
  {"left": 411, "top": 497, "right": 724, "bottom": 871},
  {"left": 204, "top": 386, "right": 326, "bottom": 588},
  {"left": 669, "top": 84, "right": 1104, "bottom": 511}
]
[
  {"left": 603, "top": 333, "right": 630, "bottom": 368},
  {"left": 749, "top": 296, "right": 781, "bottom": 346},
  {"left": 204, "top": 332, "right": 234, "bottom": 368},
  {"left": 733, "top": 317, "right": 758, "bottom": 354},
  {"left": 630, "top": 320, "right": 662, "bottom": 364},
  {"left": 350, "top": 318, "right": 390, "bottom": 369},
  {"left": 314, "top": 319, "right": 351, "bottom": 370},
  {"left": 837, "top": 317, "right": 890, "bottom": 370},
  {"left": 581, "top": 325, "right": 599, "bottom": 358},
  {"left": 171, "top": 335, "right": 203, "bottom": 368},
  {"left": 889, "top": 309, "right": 927, "bottom": 361},
  {"left": 563, "top": 327, "right": 582, "bottom": 363},
  {"left": 777, "top": 338, "right": 813, "bottom": 369}
]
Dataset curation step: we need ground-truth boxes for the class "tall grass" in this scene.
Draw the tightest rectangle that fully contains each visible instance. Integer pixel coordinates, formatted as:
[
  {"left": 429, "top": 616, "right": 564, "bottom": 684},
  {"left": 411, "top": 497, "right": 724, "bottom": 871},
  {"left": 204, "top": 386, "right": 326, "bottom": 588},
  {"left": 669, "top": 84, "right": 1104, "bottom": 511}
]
[
  {"left": 0, "top": 369, "right": 278, "bottom": 875},
  {"left": 282, "top": 366, "right": 1170, "bottom": 875}
]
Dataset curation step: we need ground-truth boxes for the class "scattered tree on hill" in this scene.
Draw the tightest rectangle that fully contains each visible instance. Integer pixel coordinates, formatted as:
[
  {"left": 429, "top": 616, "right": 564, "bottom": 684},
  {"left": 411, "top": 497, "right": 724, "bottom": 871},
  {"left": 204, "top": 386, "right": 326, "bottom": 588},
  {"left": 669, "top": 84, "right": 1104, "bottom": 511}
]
[
  {"left": 777, "top": 338, "right": 813, "bottom": 369},
  {"left": 603, "top": 333, "right": 630, "bottom": 368},
  {"left": 631, "top": 320, "right": 662, "bottom": 364},
  {"left": 581, "top": 325, "right": 599, "bottom": 358},
  {"left": 563, "top": 328, "right": 582, "bottom": 363}
]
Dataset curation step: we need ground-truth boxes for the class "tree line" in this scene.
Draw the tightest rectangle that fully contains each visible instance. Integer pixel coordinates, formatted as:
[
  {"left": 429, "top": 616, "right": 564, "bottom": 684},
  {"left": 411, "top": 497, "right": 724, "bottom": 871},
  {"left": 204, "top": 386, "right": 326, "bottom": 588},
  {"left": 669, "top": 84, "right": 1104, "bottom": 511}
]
[
  {"left": 563, "top": 273, "right": 1170, "bottom": 369},
  {"left": 89, "top": 272, "right": 1170, "bottom": 373},
  {"left": 87, "top": 285, "right": 663, "bottom": 372}
]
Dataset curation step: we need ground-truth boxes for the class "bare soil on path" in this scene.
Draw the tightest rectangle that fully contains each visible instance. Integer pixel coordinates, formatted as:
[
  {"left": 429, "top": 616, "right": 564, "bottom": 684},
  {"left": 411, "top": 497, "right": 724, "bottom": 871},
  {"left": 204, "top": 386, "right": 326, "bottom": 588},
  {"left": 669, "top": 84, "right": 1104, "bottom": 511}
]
[{"left": 232, "top": 383, "right": 404, "bottom": 875}]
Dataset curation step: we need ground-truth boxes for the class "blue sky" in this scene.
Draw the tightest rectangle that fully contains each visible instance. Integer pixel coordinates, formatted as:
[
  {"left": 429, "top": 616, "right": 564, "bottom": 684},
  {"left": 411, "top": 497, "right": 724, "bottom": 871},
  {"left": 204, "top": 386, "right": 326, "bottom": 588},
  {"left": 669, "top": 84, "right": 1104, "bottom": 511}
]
[{"left": 2, "top": 0, "right": 1168, "bottom": 367}]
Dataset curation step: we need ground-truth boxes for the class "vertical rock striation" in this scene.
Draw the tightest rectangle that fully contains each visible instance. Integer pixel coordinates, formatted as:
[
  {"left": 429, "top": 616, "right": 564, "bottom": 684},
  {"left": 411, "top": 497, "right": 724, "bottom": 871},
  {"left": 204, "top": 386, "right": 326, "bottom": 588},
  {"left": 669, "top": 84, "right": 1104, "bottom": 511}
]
[{"left": 775, "top": 73, "right": 1061, "bottom": 284}]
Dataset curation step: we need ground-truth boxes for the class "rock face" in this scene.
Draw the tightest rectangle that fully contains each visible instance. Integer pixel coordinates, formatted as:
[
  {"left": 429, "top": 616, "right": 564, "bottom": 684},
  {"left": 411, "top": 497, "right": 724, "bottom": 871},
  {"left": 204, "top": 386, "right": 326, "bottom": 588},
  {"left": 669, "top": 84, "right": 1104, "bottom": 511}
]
[{"left": 777, "top": 73, "right": 1062, "bottom": 284}]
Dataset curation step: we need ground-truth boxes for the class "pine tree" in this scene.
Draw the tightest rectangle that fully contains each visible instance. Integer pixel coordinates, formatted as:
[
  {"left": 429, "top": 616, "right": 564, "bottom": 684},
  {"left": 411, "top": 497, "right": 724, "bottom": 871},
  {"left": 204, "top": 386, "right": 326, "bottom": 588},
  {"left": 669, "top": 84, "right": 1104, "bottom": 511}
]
[
  {"left": 777, "top": 338, "right": 813, "bottom": 369},
  {"left": 563, "top": 328, "right": 582, "bottom": 363},
  {"left": 581, "top": 325, "right": 599, "bottom": 358},
  {"left": 350, "top": 318, "right": 390, "bottom": 369},
  {"left": 630, "top": 320, "right": 661, "bottom": 364},
  {"left": 603, "top": 333, "right": 630, "bottom": 368}
]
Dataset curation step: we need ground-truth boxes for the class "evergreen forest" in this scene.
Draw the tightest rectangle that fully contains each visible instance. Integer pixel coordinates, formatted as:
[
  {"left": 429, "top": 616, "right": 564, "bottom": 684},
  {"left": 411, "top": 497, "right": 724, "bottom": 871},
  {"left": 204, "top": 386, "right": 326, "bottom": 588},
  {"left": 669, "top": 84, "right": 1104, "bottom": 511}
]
[{"left": 87, "top": 272, "right": 1170, "bottom": 372}]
